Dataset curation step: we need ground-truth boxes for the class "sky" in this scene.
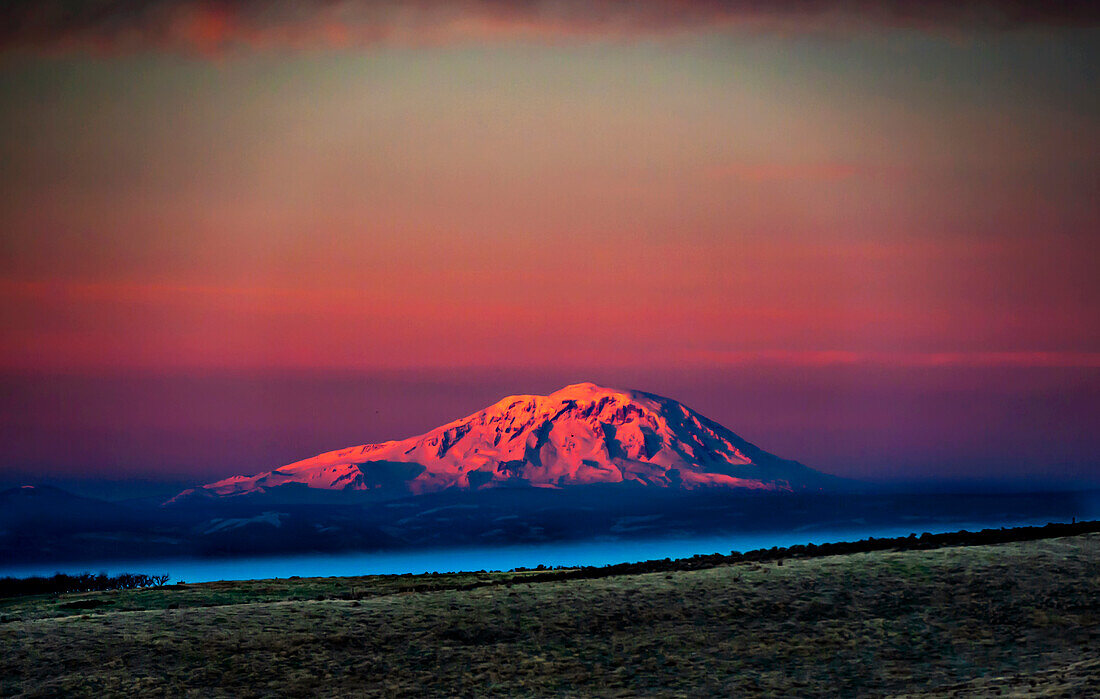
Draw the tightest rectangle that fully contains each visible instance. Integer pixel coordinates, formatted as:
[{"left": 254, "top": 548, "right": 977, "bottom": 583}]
[{"left": 0, "top": 1, "right": 1098, "bottom": 496}]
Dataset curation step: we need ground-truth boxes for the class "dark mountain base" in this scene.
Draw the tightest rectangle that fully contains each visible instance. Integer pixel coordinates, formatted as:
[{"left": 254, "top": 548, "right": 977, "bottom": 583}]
[
  {"left": 3, "top": 485, "right": 1098, "bottom": 565},
  {"left": 3, "top": 531, "right": 1098, "bottom": 696}
]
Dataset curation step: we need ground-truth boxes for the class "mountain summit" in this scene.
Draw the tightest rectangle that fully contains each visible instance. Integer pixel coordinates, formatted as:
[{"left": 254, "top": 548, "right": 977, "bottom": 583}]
[{"left": 169, "top": 383, "right": 833, "bottom": 504}]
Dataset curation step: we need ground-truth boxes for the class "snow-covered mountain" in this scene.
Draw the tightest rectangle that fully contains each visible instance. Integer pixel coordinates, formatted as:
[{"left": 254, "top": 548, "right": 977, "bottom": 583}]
[{"left": 168, "top": 383, "right": 833, "bottom": 504}]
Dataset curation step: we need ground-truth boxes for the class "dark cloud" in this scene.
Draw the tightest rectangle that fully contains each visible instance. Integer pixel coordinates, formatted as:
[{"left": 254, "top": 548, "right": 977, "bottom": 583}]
[{"left": 1, "top": 1, "right": 1098, "bottom": 54}]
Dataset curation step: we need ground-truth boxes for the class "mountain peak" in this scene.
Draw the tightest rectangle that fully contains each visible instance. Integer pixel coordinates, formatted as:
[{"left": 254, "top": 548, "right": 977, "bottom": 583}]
[
  {"left": 551, "top": 382, "right": 633, "bottom": 399},
  {"left": 168, "top": 385, "right": 834, "bottom": 504},
  {"left": 484, "top": 382, "right": 644, "bottom": 412}
]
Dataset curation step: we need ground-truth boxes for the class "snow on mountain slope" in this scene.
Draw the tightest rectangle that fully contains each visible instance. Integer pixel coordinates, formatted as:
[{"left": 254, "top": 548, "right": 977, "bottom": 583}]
[{"left": 168, "top": 383, "right": 833, "bottom": 504}]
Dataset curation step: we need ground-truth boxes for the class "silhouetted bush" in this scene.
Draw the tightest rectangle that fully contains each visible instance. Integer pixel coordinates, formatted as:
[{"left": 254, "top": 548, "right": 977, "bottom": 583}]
[
  {"left": 0, "top": 571, "right": 170, "bottom": 598},
  {"left": 480, "top": 520, "right": 1100, "bottom": 590}
]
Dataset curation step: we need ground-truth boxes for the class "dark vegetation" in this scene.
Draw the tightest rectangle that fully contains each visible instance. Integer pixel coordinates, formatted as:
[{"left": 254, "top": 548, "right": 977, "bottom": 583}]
[
  {"left": 1, "top": 522, "right": 1098, "bottom": 696},
  {"left": 0, "top": 572, "right": 170, "bottom": 598},
  {"left": 1, "top": 520, "right": 1095, "bottom": 601},
  {"left": 502, "top": 519, "right": 1100, "bottom": 586},
  {"left": 2, "top": 530, "right": 1097, "bottom": 696}
]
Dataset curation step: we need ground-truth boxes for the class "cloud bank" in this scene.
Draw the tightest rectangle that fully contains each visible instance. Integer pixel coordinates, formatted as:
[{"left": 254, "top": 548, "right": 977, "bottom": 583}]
[{"left": 3, "top": 0, "right": 1098, "bottom": 55}]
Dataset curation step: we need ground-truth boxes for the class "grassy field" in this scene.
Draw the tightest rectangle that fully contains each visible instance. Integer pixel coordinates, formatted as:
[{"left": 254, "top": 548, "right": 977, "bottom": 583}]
[{"left": 2, "top": 533, "right": 1099, "bottom": 697}]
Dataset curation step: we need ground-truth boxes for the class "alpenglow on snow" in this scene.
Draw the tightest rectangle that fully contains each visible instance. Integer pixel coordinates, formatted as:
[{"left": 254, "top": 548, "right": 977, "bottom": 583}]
[{"left": 168, "top": 383, "right": 834, "bottom": 504}]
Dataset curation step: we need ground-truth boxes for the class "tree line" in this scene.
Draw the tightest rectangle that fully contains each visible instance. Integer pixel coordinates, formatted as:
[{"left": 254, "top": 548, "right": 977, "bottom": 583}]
[{"left": 0, "top": 572, "right": 171, "bottom": 598}]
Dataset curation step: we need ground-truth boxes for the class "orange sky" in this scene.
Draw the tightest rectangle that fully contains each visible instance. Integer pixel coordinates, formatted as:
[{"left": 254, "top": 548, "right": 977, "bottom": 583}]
[
  {"left": 2, "top": 7, "right": 1098, "bottom": 373},
  {"left": 0, "top": 2, "right": 1098, "bottom": 488}
]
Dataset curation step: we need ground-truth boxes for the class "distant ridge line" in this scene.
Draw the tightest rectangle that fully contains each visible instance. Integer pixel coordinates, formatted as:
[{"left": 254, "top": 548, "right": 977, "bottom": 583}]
[
  {"left": 355, "top": 520, "right": 1100, "bottom": 594},
  {"left": 509, "top": 519, "right": 1100, "bottom": 586},
  {"left": 174, "top": 519, "right": 1100, "bottom": 595}
]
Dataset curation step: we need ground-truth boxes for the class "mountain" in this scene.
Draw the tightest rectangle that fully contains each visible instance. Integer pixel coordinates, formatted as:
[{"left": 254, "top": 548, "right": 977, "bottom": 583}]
[
  {"left": 168, "top": 383, "right": 834, "bottom": 505},
  {"left": 0, "top": 485, "right": 123, "bottom": 526}
]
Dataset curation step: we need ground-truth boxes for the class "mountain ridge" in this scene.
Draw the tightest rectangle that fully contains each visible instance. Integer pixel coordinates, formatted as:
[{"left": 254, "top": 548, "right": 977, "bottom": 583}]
[{"left": 168, "top": 382, "right": 835, "bottom": 505}]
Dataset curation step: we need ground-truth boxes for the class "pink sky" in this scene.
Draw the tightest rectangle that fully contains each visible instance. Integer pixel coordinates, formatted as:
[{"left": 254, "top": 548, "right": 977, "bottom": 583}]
[{"left": 0, "top": 2, "right": 1097, "bottom": 487}]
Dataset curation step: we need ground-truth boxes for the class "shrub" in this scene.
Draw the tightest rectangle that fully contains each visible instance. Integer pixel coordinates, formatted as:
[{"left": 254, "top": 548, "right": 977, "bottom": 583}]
[{"left": 0, "top": 571, "right": 171, "bottom": 598}]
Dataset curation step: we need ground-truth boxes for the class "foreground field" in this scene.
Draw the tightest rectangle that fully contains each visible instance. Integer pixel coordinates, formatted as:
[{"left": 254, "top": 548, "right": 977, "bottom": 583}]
[{"left": 3, "top": 534, "right": 1099, "bottom": 697}]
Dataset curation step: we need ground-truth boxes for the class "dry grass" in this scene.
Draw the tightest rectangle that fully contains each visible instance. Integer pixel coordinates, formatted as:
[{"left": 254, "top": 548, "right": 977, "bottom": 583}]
[{"left": 2, "top": 535, "right": 1098, "bottom": 697}]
